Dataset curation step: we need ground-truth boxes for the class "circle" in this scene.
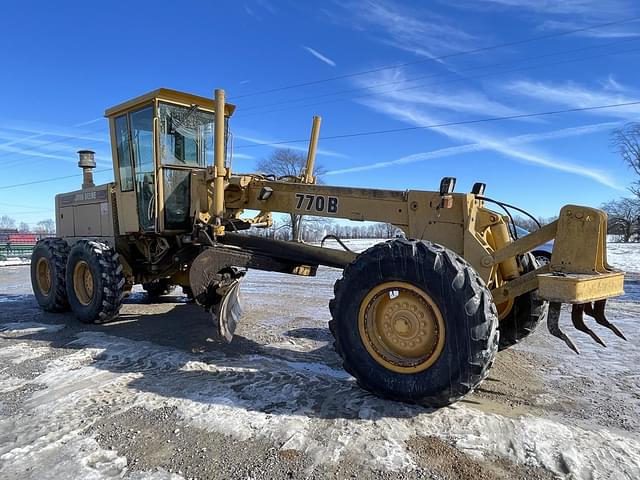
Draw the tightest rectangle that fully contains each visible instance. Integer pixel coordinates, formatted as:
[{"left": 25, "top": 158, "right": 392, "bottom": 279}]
[
  {"left": 72, "top": 260, "right": 94, "bottom": 306},
  {"left": 358, "top": 281, "right": 446, "bottom": 373},
  {"left": 36, "top": 257, "right": 52, "bottom": 296}
]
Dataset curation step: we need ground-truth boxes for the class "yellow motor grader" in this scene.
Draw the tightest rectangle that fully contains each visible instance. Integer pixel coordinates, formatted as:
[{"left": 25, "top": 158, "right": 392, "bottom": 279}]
[{"left": 30, "top": 88, "right": 626, "bottom": 407}]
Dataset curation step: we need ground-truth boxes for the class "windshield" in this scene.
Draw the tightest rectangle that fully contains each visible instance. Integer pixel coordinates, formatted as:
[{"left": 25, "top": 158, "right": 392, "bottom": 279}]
[{"left": 158, "top": 102, "right": 214, "bottom": 167}]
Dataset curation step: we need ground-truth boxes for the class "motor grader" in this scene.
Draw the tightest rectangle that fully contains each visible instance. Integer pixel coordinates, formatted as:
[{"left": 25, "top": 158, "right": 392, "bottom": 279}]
[{"left": 31, "top": 88, "right": 626, "bottom": 407}]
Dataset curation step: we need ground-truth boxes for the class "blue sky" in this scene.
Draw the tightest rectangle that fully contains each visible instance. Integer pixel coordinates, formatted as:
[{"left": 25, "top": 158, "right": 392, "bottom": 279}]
[{"left": 1, "top": 0, "right": 640, "bottom": 227}]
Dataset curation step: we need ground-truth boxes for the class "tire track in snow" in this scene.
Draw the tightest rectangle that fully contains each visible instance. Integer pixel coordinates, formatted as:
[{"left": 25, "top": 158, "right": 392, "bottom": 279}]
[{"left": 1, "top": 323, "right": 639, "bottom": 479}]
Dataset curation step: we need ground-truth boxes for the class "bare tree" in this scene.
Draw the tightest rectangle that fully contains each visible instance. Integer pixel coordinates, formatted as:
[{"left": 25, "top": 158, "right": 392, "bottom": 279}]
[
  {"left": 612, "top": 123, "right": 640, "bottom": 196},
  {"left": 18, "top": 222, "right": 30, "bottom": 233},
  {"left": 0, "top": 215, "right": 16, "bottom": 229},
  {"left": 35, "top": 219, "right": 55, "bottom": 234},
  {"left": 255, "top": 149, "right": 325, "bottom": 241},
  {"left": 602, "top": 198, "right": 640, "bottom": 242},
  {"left": 513, "top": 215, "right": 557, "bottom": 233}
]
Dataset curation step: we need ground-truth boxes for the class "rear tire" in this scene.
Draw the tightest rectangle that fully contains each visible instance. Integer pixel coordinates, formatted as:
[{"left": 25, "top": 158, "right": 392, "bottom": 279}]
[
  {"left": 65, "top": 240, "right": 124, "bottom": 324},
  {"left": 329, "top": 239, "right": 498, "bottom": 408},
  {"left": 497, "top": 253, "right": 548, "bottom": 350},
  {"left": 30, "top": 238, "right": 70, "bottom": 312}
]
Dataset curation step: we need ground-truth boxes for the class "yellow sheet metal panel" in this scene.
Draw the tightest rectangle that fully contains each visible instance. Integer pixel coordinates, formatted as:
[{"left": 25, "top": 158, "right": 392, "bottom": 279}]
[
  {"left": 537, "top": 271, "right": 625, "bottom": 303},
  {"left": 551, "top": 205, "right": 609, "bottom": 274},
  {"left": 58, "top": 206, "right": 75, "bottom": 237},
  {"left": 104, "top": 88, "right": 236, "bottom": 118}
]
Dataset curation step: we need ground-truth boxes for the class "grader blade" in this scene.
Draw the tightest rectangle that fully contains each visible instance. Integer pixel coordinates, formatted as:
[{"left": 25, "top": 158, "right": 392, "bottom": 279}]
[{"left": 212, "top": 278, "right": 242, "bottom": 343}]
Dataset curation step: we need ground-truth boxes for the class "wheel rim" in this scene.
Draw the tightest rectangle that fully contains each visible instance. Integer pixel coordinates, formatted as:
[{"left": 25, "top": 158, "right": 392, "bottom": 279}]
[
  {"left": 535, "top": 255, "right": 550, "bottom": 266},
  {"left": 73, "top": 260, "right": 94, "bottom": 306},
  {"left": 496, "top": 297, "right": 514, "bottom": 321},
  {"left": 36, "top": 257, "right": 52, "bottom": 296},
  {"left": 358, "top": 281, "right": 446, "bottom": 373}
]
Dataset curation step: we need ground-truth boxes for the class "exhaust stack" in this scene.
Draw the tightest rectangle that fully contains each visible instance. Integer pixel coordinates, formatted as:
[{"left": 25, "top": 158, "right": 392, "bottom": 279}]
[{"left": 78, "top": 150, "right": 96, "bottom": 189}]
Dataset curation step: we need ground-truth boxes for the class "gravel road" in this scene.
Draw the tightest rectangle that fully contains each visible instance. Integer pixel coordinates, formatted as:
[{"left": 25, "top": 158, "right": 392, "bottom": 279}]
[{"left": 1, "top": 264, "right": 639, "bottom": 479}]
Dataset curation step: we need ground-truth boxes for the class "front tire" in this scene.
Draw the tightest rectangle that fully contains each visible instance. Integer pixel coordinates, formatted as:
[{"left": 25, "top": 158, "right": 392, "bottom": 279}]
[
  {"left": 497, "top": 253, "right": 548, "bottom": 350},
  {"left": 65, "top": 240, "right": 124, "bottom": 324},
  {"left": 31, "top": 238, "right": 70, "bottom": 312},
  {"left": 329, "top": 239, "right": 498, "bottom": 408}
]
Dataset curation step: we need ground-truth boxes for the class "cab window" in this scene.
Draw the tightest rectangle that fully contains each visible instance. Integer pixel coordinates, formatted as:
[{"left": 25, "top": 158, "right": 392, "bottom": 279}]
[
  {"left": 130, "top": 106, "right": 155, "bottom": 231},
  {"left": 158, "top": 102, "right": 214, "bottom": 167},
  {"left": 114, "top": 115, "right": 134, "bottom": 192}
]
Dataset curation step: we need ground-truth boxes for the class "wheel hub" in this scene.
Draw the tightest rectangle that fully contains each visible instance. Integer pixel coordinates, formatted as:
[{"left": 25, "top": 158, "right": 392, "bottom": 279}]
[
  {"left": 359, "top": 281, "right": 445, "bottom": 373},
  {"left": 36, "top": 257, "right": 52, "bottom": 296},
  {"left": 73, "top": 260, "right": 94, "bottom": 306}
]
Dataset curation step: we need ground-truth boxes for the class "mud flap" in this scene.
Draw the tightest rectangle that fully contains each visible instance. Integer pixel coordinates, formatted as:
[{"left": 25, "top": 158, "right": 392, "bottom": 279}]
[{"left": 212, "top": 278, "right": 243, "bottom": 343}]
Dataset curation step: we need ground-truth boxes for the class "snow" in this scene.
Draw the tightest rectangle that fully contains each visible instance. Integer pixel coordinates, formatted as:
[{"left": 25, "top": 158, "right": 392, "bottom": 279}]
[
  {"left": 1, "top": 323, "right": 639, "bottom": 479},
  {"left": 0, "top": 322, "right": 66, "bottom": 336},
  {"left": 1, "top": 242, "right": 640, "bottom": 479},
  {"left": 0, "top": 258, "right": 30, "bottom": 267},
  {"left": 607, "top": 243, "right": 640, "bottom": 273}
]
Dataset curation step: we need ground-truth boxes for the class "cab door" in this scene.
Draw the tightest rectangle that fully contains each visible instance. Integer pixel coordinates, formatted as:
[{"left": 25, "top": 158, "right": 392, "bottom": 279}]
[
  {"left": 112, "top": 104, "right": 156, "bottom": 233},
  {"left": 130, "top": 106, "right": 156, "bottom": 232},
  {"left": 157, "top": 102, "right": 214, "bottom": 232}
]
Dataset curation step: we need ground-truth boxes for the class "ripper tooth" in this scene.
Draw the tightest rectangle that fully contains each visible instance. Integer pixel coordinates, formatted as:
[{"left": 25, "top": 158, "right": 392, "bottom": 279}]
[{"left": 584, "top": 299, "right": 627, "bottom": 341}]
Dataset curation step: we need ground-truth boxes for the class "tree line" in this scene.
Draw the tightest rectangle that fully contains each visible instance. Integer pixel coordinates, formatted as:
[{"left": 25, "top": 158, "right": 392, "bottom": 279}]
[
  {"left": 0, "top": 215, "right": 55, "bottom": 234},
  {"left": 600, "top": 124, "right": 640, "bottom": 242},
  {"left": 5, "top": 129, "right": 640, "bottom": 243},
  {"left": 252, "top": 145, "right": 640, "bottom": 243}
]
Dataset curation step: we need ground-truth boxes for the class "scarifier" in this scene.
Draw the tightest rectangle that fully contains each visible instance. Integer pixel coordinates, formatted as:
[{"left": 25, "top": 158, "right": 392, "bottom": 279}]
[{"left": 30, "top": 88, "right": 627, "bottom": 407}]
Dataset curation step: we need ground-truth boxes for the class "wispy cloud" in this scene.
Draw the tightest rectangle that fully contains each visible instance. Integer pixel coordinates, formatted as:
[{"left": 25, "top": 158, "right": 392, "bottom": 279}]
[
  {"left": 0, "top": 143, "right": 111, "bottom": 166},
  {"left": 232, "top": 152, "right": 255, "bottom": 160},
  {"left": 504, "top": 79, "right": 640, "bottom": 120},
  {"left": 357, "top": 69, "right": 525, "bottom": 117},
  {"left": 327, "top": 121, "right": 620, "bottom": 177},
  {"left": 0, "top": 121, "right": 111, "bottom": 170},
  {"left": 235, "top": 133, "right": 347, "bottom": 158},
  {"left": 243, "top": 0, "right": 276, "bottom": 21},
  {"left": 302, "top": 46, "right": 336, "bottom": 67},
  {"left": 335, "top": 0, "right": 476, "bottom": 59},
  {"left": 0, "top": 124, "right": 109, "bottom": 149},
  {"left": 470, "top": 0, "right": 639, "bottom": 38},
  {"left": 350, "top": 72, "right": 623, "bottom": 189}
]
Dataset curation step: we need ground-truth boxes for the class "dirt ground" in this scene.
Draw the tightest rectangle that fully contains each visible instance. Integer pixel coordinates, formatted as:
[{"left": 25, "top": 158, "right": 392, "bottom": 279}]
[{"left": 1, "top": 265, "right": 639, "bottom": 479}]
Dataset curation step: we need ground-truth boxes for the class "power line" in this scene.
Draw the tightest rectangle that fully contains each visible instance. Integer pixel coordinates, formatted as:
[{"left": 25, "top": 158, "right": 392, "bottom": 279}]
[
  {"left": 3, "top": 101, "right": 638, "bottom": 189},
  {"left": 236, "top": 42, "right": 640, "bottom": 120},
  {"left": 235, "top": 100, "right": 640, "bottom": 149},
  {"left": 0, "top": 201, "right": 51, "bottom": 211},
  {"left": 0, "top": 123, "right": 109, "bottom": 168},
  {"left": 231, "top": 15, "right": 640, "bottom": 100},
  {"left": 0, "top": 126, "right": 110, "bottom": 170},
  {"left": 0, "top": 168, "right": 112, "bottom": 190},
  {"left": 236, "top": 37, "right": 640, "bottom": 116}
]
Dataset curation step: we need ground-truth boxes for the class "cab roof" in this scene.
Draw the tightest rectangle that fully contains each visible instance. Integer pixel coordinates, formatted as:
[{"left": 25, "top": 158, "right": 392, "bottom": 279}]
[{"left": 104, "top": 88, "right": 236, "bottom": 118}]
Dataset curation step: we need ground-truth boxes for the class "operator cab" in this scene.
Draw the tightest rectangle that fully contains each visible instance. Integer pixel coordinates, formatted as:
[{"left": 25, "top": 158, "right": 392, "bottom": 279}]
[{"left": 105, "top": 89, "right": 235, "bottom": 234}]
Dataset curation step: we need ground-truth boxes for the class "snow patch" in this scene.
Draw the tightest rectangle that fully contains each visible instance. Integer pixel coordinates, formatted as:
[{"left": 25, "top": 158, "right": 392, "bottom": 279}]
[
  {"left": 0, "top": 322, "right": 65, "bottom": 336},
  {"left": 0, "top": 258, "right": 30, "bottom": 267},
  {"left": 607, "top": 243, "right": 640, "bottom": 273},
  {"left": 0, "top": 343, "right": 51, "bottom": 365},
  {"left": 2, "top": 329, "right": 637, "bottom": 478}
]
